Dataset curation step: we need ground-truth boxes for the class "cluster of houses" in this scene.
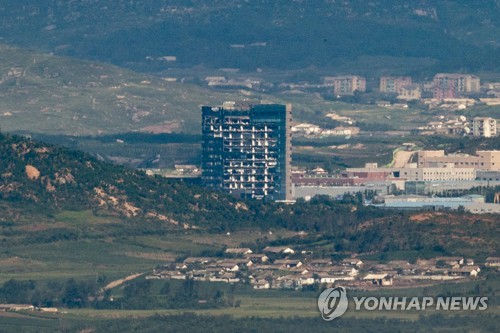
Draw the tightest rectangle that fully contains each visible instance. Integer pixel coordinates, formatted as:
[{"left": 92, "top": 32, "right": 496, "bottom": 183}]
[
  {"left": 419, "top": 115, "right": 470, "bottom": 136},
  {"left": 147, "top": 247, "right": 499, "bottom": 290}
]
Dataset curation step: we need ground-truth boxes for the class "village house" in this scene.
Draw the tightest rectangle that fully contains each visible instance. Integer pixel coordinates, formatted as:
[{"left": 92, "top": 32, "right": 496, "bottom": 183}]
[
  {"left": 291, "top": 123, "right": 321, "bottom": 135},
  {"left": 205, "top": 267, "right": 225, "bottom": 275},
  {"left": 263, "top": 246, "right": 295, "bottom": 255},
  {"left": 299, "top": 273, "right": 316, "bottom": 286},
  {"left": 363, "top": 273, "right": 393, "bottom": 286},
  {"left": 252, "top": 280, "right": 271, "bottom": 289},
  {"left": 416, "top": 258, "right": 437, "bottom": 267},
  {"left": 225, "top": 247, "right": 253, "bottom": 255},
  {"left": 435, "top": 256, "right": 464, "bottom": 267},
  {"left": 250, "top": 264, "right": 282, "bottom": 272},
  {"left": 39, "top": 307, "right": 58, "bottom": 313},
  {"left": 318, "top": 273, "right": 336, "bottom": 285},
  {"left": 274, "top": 259, "right": 303, "bottom": 269},
  {"left": 152, "top": 270, "right": 186, "bottom": 280},
  {"left": 245, "top": 253, "right": 270, "bottom": 263},
  {"left": 175, "top": 263, "right": 188, "bottom": 270},
  {"left": 183, "top": 257, "right": 215, "bottom": 265},
  {"left": 327, "top": 265, "right": 359, "bottom": 276},
  {"left": 485, "top": 257, "right": 500, "bottom": 267},
  {"left": 450, "top": 266, "right": 481, "bottom": 277},
  {"left": 217, "top": 258, "right": 253, "bottom": 267},
  {"left": 215, "top": 263, "right": 241, "bottom": 272},
  {"left": 465, "top": 258, "right": 475, "bottom": 266},
  {"left": 308, "top": 259, "right": 333, "bottom": 267},
  {"left": 341, "top": 258, "right": 363, "bottom": 267},
  {"left": 191, "top": 269, "right": 210, "bottom": 281},
  {"left": 0, "top": 304, "right": 35, "bottom": 312},
  {"left": 386, "top": 261, "right": 418, "bottom": 274},
  {"left": 209, "top": 272, "right": 240, "bottom": 283},
  {"left": 275, "top": 275, "right": 300, "bottom": 289}
]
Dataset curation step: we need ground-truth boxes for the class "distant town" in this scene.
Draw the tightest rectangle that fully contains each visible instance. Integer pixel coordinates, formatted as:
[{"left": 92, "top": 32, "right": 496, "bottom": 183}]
[{"left": 146, "top": 72, "right": 500, "bottom": 214}]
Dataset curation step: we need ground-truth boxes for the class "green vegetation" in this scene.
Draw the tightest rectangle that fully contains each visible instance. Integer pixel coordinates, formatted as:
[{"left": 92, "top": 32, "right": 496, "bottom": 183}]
[
  {"left": 0, "top": 133, "right": 498, "bottom": 331},
  {"left": 0, "top": 1, "right": 498, "bottom": 73},
  {"left": 1, "top": 133, "right": 498, "bottom": 258},
  {"left": 1, "top": 312, "right": 497, "bottom": 333},
  {"left": 0, "top": 44, "right": 266, "bottom": 135},
  {"left": 0, "top": 271, "right": 498, "bottom": 332}
]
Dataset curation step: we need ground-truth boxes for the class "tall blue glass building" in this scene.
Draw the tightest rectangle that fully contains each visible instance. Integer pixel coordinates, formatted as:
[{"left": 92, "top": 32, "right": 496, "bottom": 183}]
[{"left": 202, "top": 101, "right": 292, "bottom": 200}]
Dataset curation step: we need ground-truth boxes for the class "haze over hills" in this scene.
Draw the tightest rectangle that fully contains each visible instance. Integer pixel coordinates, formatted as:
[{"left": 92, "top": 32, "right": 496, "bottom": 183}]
[
  {"left": 0, "top": 1, "right": 499, "bottom": 136},
  {"left": 0, "top": 44, "right": 425, "bottom": 137},
  {"left": 0, "top": 1, "right": 498, "bottom": 73},
  {"left": 0, "top": 44, "right": 265, "bottom": 135}
]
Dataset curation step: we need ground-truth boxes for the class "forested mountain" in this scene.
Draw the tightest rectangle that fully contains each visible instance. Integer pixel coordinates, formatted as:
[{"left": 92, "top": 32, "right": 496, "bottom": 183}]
[{"left": 0, "top": 1, "right": 498, "bottom": 72}]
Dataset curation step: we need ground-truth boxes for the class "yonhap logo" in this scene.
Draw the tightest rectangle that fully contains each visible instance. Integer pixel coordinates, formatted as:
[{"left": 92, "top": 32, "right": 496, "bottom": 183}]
[
  {"left": 317, "top": 287, "right": 488, "bottom": 321},
  {"left": 317, "top": 287, "right": 348, "bottom": 321}
]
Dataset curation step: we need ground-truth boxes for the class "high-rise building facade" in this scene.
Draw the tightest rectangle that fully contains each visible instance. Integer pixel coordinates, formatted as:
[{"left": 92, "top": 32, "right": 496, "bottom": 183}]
[{"left": 201, "top": 101, "right": 292, "bottom": 200}]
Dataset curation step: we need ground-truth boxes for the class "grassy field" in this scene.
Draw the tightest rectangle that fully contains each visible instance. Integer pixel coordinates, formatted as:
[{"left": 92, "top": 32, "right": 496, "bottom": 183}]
[
  {"left": 0, "top": 210, "right": 298, "bottom": 284},
  {"left": 0, "top": 279, "right": 498, "bottom": 328},
  {"left": 0, "top": 208, "right": 498, "bottom": 332}
]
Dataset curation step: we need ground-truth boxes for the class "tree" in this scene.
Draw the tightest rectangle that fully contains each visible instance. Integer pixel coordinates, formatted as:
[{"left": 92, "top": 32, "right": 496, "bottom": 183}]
[
  {"left": 62, "top": 279, "right": 85, "bottom": 308},
  {"left": 160, "top": 282, "right": 170, "bottom": 295}
]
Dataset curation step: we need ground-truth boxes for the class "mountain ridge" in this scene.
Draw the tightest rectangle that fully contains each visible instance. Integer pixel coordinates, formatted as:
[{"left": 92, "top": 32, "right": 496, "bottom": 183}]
[{"left": 0, "top": 1, "right": 498, "bottom": 72}]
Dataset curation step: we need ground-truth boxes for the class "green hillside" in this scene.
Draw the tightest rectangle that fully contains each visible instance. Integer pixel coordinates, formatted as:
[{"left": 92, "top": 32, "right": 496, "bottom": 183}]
[
  {"left": 0, "top": 44, "right": 406, "bottom": 137},
  {"left": 0, "top": 44, "right": 266, "bottom": 135}
]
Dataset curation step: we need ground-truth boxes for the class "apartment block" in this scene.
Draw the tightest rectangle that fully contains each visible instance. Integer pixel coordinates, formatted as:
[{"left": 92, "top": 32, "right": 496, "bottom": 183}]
[
  {"left": 201, "top": 102, "right": 292, "bottom": 200},
  {"left": 473, "top": 117, "right": 497, "bottom": 138},
  {"left": 380, "top": 76, "right": 412, "bottom": 93},
  {"left": 433, "top": 73, "right": 480, "bottom": 99},
  {"left": 328, "top": 75, "right": 366, "bottom": 96},
  {"left": 397, "top": 84, "right": 421, "bottom": 100}
]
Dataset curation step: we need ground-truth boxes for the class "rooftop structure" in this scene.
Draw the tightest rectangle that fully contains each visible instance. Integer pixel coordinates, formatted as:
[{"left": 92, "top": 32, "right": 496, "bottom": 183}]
[{"left": 418, "top": 150, "right": 500, "bottom": 171}]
